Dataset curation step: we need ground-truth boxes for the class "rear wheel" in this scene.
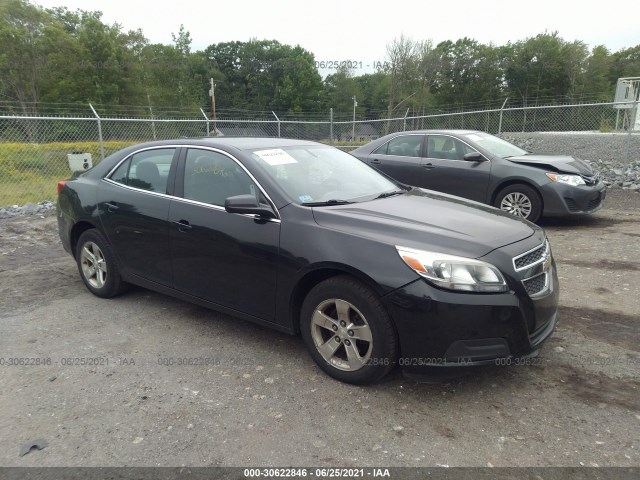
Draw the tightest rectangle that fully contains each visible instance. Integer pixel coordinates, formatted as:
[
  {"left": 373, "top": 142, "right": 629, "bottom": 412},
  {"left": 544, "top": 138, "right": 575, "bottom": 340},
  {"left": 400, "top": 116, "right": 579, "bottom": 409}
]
[
  {"left": 495, "top": 184, "right": 542, "bottom": 223},
  {"left": 75, "top": 229, "right": 126, "bottom": 298},
  {"left": 300, "top": 276, "right": 397, "bottom": 384}
]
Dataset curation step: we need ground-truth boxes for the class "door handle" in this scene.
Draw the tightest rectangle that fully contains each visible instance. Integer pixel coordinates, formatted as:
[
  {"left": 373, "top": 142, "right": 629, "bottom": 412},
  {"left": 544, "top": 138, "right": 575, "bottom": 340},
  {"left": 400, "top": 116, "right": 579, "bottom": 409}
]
[
  {"left": 174, "top": 220, "right": 192, "bottom": 232},
  {"left": 371, "top": 158, "right": 381, "bottom": 164},
  {"left": 105, "top": 202, "right": 119, "bottom": 212},
  {"left": 422, "top": 163, "right": 436, "bottom": 169}
]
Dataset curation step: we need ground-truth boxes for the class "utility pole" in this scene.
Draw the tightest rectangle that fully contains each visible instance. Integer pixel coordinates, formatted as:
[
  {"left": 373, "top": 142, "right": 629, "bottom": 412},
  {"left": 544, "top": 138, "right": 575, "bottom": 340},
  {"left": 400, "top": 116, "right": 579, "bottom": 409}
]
[
  {"left": 210, "top": 78, "right": 217, "bottom": 135},
  {"left": 352, "top": 96, "right": 357, "bottom": 142}
]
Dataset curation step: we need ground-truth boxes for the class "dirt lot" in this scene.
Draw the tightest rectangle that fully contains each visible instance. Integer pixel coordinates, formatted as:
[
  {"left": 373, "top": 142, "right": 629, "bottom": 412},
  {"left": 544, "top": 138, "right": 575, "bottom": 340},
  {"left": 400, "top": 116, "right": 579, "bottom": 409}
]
[{"left": 0, "top": 191, "right": 639, "bottom": 467}]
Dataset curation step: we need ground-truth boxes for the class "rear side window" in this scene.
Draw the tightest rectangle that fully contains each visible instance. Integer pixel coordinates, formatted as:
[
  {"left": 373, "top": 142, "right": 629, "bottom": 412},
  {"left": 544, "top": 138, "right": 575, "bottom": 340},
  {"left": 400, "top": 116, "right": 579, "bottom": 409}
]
[{"left": 109, "top": 148, "right": 176, "bottom": 193}]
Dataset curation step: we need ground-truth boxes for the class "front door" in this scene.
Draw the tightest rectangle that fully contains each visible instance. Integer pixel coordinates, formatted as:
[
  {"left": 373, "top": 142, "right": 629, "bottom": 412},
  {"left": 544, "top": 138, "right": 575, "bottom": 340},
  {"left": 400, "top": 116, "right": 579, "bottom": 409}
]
[
  {"left": 169, "top": 148, "right": 280, "bottom": 321},
  {"left": 422, "top": 134, "right": 492, "bottom": 202}
]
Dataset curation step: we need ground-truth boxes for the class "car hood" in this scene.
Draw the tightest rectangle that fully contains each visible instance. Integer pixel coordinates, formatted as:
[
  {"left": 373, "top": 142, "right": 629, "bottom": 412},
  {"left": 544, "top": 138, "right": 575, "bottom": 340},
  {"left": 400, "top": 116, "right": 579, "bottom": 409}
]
[
  {"left": 506, "top": 154, "right": 593, "bottom": 175},
  {"left": 312, "top": 189, "right": 539, "bottom": 258}
]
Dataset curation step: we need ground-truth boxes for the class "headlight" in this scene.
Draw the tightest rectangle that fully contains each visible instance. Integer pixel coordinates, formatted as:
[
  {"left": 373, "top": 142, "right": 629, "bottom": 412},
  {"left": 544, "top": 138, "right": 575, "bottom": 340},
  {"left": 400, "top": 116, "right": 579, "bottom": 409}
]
[
  {"left": 546, "top": 172, "right": 585, "bottom": 186},
  {"left": 396, "top": 246, "right": 508, "bottom": 293}
]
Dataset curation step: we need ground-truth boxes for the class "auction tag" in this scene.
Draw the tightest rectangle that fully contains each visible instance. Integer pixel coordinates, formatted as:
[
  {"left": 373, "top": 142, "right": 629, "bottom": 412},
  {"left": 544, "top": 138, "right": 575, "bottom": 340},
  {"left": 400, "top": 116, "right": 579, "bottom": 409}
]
[{"left": 254, "top": 149, "right": 298, "bottom": 166}]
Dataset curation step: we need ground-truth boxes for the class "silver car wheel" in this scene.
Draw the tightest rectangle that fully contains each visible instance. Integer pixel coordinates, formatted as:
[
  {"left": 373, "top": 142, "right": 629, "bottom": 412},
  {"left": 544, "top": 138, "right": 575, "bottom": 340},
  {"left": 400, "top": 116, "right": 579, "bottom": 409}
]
[
  {"left": 80, "top": 241, "right": 107, "bottom": 289},
  {"left": 500, "top": 192, "right": 532, "bottom": 218},
  {"left": 310, "top": 298, "right": 373, "bottom": 371}
]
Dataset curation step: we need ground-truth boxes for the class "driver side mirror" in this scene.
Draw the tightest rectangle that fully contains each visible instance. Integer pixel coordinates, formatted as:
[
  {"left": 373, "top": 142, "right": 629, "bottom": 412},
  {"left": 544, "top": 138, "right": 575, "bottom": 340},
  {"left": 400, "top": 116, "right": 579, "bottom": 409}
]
[
  {"left": 463, "top": 152, "right": 486, "bottom": 162},
  {"left": 224, "top": 194, "right": 277, "bottom": 219}
]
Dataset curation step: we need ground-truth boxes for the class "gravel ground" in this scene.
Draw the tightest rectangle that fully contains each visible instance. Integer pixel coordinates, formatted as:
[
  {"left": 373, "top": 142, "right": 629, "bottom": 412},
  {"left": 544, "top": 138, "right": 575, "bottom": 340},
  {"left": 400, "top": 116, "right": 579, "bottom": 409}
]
[
  {"left": 501, "top": 132, "right": 640, "bottom": 190},
  {"left": 0, "top": 192, "right": 639, "bottom": 467}
]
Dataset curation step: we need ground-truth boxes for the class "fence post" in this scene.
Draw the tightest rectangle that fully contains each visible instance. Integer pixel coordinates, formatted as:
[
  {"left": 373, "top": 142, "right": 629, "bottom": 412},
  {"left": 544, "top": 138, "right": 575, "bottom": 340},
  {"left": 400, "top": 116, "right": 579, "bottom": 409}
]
[
  {"left": 498, "top": 97, "right": 509, "bottom": 134},
  {"left": 627, "top": 100, "right": 639, "bottom": 161},
  {"left": 89, "top": 104, "right": 105, "bottom": 161},
  {"left": 200, "top": 108, "right": 210, "bottom": 136},
  {"left": 403, "top": 108, "right": 410, "bottom": 131},
  {"left": 272, "top": 111, "right": 281, "bottom": 137},
  {"left": 148, "top": 94, "right": 157, "bottom": 140},
  {"left": 330, "top": 108, "right": 334, "bottom": 145}
]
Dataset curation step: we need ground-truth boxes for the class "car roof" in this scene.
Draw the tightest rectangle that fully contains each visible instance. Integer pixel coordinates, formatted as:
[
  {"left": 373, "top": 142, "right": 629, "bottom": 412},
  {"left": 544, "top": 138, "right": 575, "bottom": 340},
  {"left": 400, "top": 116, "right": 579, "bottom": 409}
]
[
  {"left": 128, "top": 137, "right": 326, "bottom": 152},
  {"left": 390, "top": 129, "right": 482, "bottom": 135}
]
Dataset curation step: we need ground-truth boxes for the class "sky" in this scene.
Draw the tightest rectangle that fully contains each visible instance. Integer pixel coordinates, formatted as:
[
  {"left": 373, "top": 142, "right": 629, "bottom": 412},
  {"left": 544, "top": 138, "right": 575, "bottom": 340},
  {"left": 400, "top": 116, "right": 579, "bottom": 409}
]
[{"left": 35, "top": 0, "right": 640, "bottom": 75}]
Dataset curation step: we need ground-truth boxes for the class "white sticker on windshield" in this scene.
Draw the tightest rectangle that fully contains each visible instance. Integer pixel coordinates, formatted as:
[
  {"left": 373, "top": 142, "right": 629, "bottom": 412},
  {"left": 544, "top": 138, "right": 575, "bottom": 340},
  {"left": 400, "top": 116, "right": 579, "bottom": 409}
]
[
  {"left": 254, "top": 149, "right": 298, "bottom": 166},
  {"left": 466, "top": 134, "right": 483, "bottom": 142}
]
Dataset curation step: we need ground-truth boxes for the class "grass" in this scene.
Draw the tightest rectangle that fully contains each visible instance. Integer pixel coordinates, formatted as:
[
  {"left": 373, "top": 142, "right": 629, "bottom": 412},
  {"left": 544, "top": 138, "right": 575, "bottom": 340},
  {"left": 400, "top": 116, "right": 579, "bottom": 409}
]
[{"left": 0, "top": 140, "right": 135, "bottom": 206}]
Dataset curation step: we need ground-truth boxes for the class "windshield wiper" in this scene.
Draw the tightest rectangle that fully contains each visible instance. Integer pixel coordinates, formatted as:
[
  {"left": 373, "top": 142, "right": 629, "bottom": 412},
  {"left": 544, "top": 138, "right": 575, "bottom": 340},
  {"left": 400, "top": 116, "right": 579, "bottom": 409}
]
[
  {"left": 375, "top": 190, "right": 406, "bottom": 199},
  {"left": 301, "top": 199, "right": 353, "bottom": 206}
]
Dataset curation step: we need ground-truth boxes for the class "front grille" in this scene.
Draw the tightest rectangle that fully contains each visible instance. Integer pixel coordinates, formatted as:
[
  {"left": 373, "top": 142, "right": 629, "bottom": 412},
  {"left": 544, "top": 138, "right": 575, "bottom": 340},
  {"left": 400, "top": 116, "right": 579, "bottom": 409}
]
[
  {"left": 523, "top": 272, "right": 547, "bottom": 296},
  {"left": 513, "top": 241, "right": 548, "bottom": 271}
]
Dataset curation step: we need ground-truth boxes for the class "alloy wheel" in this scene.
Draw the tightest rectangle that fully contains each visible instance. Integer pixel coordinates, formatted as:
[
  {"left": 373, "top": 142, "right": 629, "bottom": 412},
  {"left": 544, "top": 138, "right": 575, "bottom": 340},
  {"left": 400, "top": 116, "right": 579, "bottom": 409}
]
[
  {"left": 80, "top": 241, "right": 107, "bottom": 289},
  {"left": 310, "top": 298, "right": 373, "bottom": 371},
  {"left": 500, "top": 192, "right": 532, "bottom": 218}
]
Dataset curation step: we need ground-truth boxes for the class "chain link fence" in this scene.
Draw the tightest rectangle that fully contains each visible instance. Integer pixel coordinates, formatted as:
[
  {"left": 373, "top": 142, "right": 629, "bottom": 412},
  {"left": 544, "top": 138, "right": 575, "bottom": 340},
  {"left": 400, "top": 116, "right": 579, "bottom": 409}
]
[{"left": 0, "top": 101, "right": 637, "bottom": 205}]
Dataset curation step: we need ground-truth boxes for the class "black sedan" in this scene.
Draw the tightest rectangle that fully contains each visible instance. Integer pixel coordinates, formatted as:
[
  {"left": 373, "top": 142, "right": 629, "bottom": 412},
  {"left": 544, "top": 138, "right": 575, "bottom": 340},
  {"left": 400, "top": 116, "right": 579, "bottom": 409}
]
[
  {"left": 351, "top": 130, "right": 606, "bottom": 223},
  {"left": 57, "top": 138, "right": 558, "bottom": 384}
]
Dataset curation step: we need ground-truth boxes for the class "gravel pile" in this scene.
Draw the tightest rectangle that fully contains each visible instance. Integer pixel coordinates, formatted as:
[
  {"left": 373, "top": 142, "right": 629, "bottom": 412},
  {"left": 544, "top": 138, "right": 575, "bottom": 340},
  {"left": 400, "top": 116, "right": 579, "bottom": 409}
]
[
  {"left": 501, "top": 132, "right": 640, "bottom": 191},
  {"left": 0, "top": 201, "right": 56, "bottom": 219}
]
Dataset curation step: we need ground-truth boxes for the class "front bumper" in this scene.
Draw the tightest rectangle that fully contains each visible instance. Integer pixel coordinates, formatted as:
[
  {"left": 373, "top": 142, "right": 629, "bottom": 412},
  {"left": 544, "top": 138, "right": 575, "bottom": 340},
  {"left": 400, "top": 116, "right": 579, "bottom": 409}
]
[
  {"left": 541, "top": 180, "right": 606, "bottom": 216},
  {"left": 382, "top": 260, "right": 559, "bottom": 377}
]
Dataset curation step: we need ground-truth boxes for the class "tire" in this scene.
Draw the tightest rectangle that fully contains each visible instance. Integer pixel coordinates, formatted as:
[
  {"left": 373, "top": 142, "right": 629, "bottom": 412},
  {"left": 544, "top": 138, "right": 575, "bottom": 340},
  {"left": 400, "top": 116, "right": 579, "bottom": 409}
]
[
  {"left": 300, "top": 275, "right": 398, "bottom": 384},
  {"left": 75, "top": 229, "right": 126, "bottom": 298},
  {"left": 494, "top": 184, "right": 542, "bottom": 223}
]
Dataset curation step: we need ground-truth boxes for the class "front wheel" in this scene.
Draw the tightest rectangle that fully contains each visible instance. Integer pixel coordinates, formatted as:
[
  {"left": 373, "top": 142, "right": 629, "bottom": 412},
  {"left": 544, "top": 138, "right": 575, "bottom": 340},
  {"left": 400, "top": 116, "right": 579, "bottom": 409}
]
[
  {"left": 300, "top": 276, "right": 398, "bottom": 384},
  {"left": 494, "top": 184, "right": 542, "bottom": 223},
  {"left": 75, "top": 229, "right": 126, "bottom": 298}
]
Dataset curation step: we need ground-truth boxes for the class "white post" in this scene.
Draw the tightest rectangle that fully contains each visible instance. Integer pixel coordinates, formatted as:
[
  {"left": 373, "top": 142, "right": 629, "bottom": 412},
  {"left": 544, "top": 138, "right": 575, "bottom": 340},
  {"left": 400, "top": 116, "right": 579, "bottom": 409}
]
[
  {"left": 200, "top": 108, "right": 210, "bottom": 136},
  {"left": 272, "top": 111, "right": 281, "bottom": 137},
  {"left": 89, "top": 104, "right": 104, "bottom": 161},
  {"left": 352, "top": 96, "right": 357, "bottom": 142},
  {"left": 498, "top": 97, "right": 509, "bottom": 134}
]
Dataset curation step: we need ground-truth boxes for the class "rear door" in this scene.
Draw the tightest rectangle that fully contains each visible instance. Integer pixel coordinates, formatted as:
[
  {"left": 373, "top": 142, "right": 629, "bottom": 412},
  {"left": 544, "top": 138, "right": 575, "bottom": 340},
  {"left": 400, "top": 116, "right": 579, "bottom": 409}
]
[
  {"left": 422, "top": 134, "right": 491, "bottom": 202},
  {"left": 367, "top": 134, "right": 425, "bottom": 186},
  {"left": 98, "top": 147, "right": 178, "bottom": 286}
]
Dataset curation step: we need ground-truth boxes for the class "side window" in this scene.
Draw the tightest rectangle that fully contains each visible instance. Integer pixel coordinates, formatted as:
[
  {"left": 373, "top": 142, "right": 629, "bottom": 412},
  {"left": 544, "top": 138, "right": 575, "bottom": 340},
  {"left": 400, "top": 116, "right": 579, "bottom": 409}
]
[
  {"left": 427, "top": 136, "right": 475, "bottom": 161},
  {"left": 109, "top": 148, "right": 175, "bottom": 193},
  {"left": 183, "top": 149, "right": 258, "bottom": 207},
  {"left": 373, "top": 143, "right": 388, "bottom": 155},
  {"left": 110, "top": 158, "right": 130, "bottom": 184},
  {"left": 386, "top": 135, "right": 423, "bottom": 157}
]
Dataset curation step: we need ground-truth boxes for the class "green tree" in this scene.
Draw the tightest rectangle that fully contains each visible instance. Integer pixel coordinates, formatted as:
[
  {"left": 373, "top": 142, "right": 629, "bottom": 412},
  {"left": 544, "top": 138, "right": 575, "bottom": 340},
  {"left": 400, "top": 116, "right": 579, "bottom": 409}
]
[
  {"left": 0, "top": 0, "right": 51, "bottom": 115},
  {"left": 322, "top": 66, "right": 361, "bottom": 117},
  {"left": 504, "top": 32, "right": 570, "bottom": 105},
  {"left": 583, "top": 45, "right": 613, "bottom": 100}
]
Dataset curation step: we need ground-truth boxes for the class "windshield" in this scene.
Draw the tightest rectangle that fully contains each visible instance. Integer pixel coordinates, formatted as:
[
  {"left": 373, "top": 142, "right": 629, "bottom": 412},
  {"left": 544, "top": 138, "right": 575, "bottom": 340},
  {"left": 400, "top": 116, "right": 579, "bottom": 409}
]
[
  {"left": 251, "top": 146, "right": 399, "bottom": 204},
  {"left": 463, "top": 132, "right": 528, "bottom": 158}
]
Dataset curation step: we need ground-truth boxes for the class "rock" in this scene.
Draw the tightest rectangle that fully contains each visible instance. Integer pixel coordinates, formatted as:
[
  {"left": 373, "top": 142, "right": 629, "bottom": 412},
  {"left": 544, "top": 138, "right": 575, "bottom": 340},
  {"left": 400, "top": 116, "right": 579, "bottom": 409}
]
[
  {"left": 392, "top": 425, "right": 404, "bottom": 435},
  {"left": 23, "top": 203, "right": 38, "bottom": 214},
  {"left": 553, "top": 346, "right": 565, "bottom": 352}
]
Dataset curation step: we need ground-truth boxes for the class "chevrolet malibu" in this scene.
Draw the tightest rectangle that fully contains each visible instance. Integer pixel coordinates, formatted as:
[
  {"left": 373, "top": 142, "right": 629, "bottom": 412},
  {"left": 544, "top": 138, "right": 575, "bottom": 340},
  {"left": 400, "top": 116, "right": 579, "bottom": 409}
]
[
  {"left": 57, "top": 138, "right": 558, "bottom": 384},
  {"left": 351, "top": 130, "right": 606, "bottom": 223}
]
